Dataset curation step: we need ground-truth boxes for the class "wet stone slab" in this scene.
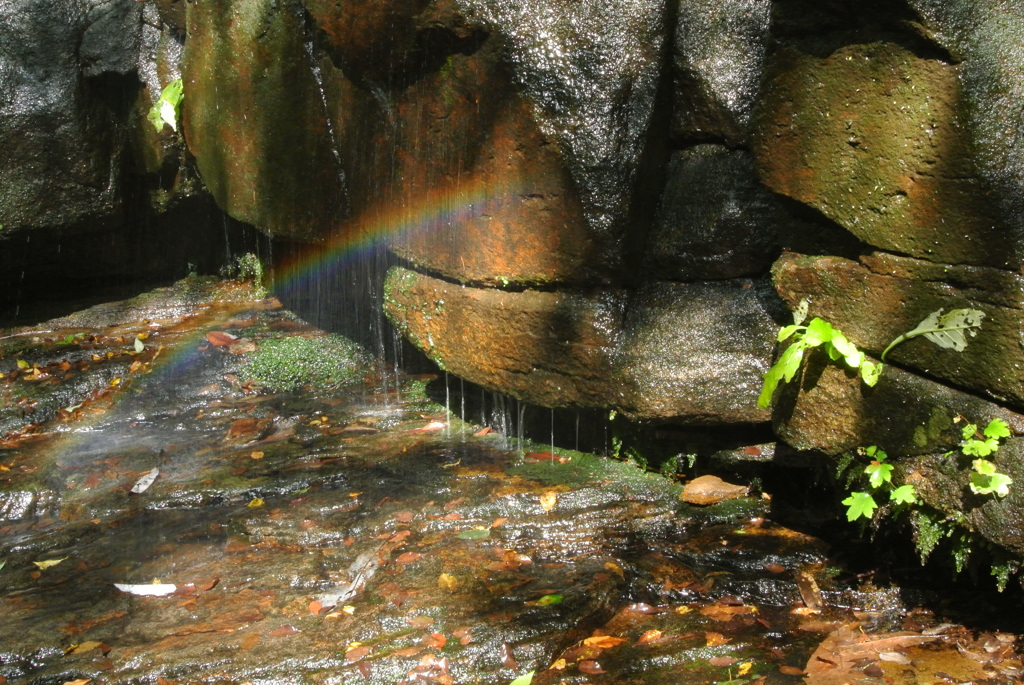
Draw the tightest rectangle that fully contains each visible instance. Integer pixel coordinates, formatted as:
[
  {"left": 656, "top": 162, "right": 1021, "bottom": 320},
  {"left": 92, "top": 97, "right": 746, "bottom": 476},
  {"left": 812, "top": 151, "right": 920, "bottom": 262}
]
[{"left": 0, "top": 279, "right": 1011, "bottom": 684}]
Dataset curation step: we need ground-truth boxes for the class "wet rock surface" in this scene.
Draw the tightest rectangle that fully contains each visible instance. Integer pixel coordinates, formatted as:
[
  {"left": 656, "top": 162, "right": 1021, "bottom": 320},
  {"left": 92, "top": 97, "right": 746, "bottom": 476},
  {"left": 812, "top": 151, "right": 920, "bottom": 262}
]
[
  {"left": 3, "top": 281, "right": 1006, "bottom": 684},
  {"left": 383, "top": 267, "right": 779, "bottom": 423},
  {"left": 772, "top": 251, "right": 1024, "bottom": 411}
]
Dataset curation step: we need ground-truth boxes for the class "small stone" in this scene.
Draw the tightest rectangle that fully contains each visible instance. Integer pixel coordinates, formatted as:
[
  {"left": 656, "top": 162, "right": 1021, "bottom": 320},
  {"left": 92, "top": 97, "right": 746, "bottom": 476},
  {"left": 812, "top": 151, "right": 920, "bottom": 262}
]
[{"left": 681, "top": 475, "right": 748, "bottom": 505}]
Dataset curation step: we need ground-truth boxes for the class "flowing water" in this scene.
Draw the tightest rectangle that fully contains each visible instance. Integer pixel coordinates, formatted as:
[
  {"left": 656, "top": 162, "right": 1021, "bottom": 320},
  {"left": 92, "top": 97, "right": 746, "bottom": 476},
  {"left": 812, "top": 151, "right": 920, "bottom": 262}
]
[{"left": 0, "top": 278, "right": 1021, "bottom": 684}]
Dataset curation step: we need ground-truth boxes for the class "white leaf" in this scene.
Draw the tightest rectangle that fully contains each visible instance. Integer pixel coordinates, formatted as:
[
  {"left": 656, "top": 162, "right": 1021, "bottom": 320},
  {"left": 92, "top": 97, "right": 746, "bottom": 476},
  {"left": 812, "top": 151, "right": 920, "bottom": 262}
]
[
  {"left": 159, "top": 100, "right": 177, "bottom": 131},
  {"left": 793, "top": 299, "right": 809, "bottom": 326},
  {"left": 134, "top": 337, "right": 144, "bottom": 353},
  {"left": 908, "top": 308, "right": 985, "bottom": 352},
  {"left": 130, "top": 468, "right": 159, "bottom": 494},
  {"left": 114, "top": 583, "right": 176, "bottom": 596}
]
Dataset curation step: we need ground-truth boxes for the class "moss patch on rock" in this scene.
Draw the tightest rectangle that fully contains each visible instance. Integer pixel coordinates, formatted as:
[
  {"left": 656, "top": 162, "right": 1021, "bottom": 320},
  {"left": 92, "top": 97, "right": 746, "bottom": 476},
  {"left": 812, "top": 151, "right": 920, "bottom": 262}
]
[{"left": 242, "top": 334, "right": 367, "bottom": 392}]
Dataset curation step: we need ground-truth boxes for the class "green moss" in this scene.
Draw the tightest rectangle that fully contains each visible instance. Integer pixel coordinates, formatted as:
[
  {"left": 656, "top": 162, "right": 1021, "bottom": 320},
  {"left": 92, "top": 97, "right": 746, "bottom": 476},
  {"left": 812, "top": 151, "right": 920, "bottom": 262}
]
[{"left": 243, "top": 334, "right": 367, "bottom": 392}]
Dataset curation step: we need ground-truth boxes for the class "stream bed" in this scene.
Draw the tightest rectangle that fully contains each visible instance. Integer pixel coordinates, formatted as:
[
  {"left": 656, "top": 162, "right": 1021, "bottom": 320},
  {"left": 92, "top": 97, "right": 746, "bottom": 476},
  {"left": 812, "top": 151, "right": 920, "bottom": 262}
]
[{"left": 0, "top": 278, "right": 1020, "bottom": 685}]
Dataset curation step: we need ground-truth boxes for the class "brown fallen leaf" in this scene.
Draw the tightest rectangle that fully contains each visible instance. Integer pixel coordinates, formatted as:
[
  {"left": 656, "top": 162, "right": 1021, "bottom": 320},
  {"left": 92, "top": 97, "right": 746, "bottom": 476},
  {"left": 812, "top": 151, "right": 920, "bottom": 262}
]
[
  {"left": 444, "top": 497, "right": 466, "bottom": 510},
  {"left": 779, "top": 665, "right": 804, "bottom": 675},
  {"left": 205, "top": 331, "right": 236, "bottom": 347},
  {"left": 473, "top": 426, "right": 494, "bottom": 436},
  {"left": 579, "top": 660, "right": 605, "bottom": 674},
  {"left": 710, "top": 656, "right": 739, "bottom": 667},
  {"left": 453, "top": 626, "right": 472, "bottom": 645},
  {"left": 345, "top": 645, "right": 370, "bottom": 662},
  {"left": 67, "top": 641, "right": 105, "bottom": 655},
  {"left": 396, "top": 552, "right": 423, "bottom": 564},
  {"left": 240, "top": 633, "right": 261, "bottom": 651},
  {"left": 500, "top": 643, "right": 518, "bottom": 669},
  {"left": 492, "top": 517, "right": 508, "bottom": 528},
  {"left": 407, "top": 615, "right": 434, "bottom": 629},
  {"left": 394, "top": 647, "right": 424, "bottom": 657},
  {"left": 394, "top": 510, "right": 415, "bottom": 523},
  {"left": 701, "top": 603, "right": 756, "bottom": 622}
]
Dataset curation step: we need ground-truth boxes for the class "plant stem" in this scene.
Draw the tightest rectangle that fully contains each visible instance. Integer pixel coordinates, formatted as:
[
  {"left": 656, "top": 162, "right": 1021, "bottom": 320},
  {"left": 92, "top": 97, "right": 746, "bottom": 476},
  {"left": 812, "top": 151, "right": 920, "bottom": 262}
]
[{"left": 880, "top": 323, "right": 978, "bottom": 362}]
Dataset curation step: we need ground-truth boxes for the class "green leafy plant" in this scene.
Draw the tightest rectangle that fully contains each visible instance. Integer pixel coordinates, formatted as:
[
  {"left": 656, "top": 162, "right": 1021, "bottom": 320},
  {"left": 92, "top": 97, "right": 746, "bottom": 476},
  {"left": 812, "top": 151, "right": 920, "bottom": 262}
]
[
  {"left": 840, "top": 446, "right": 917, "bottom": 522},
  {"left": 758, "top": 302, "right": 879, "bottom": 409},
  {"left": 760, "top": 304, "right": 985, "bottom": 410},
  {"left": 959, "top": 418, "right": 1013, "bottom": 497},
  {"left": 148, "top": 78, "right": 184, "bottom": 132}
]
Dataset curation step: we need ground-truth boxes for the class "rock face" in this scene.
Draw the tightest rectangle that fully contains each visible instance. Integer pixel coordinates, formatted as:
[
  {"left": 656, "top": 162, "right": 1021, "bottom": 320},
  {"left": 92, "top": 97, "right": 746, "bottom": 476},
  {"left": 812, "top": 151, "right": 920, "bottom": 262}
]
[{"left": 383, "top": 267, "right": 777, "bottom": 424}]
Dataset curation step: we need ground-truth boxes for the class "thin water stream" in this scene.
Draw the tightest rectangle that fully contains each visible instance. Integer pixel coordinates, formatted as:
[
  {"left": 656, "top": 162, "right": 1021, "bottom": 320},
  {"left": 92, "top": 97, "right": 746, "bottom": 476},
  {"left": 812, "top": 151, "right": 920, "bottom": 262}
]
[{"left": 0, "top": 279, "right": 1020, "bottom": 684}]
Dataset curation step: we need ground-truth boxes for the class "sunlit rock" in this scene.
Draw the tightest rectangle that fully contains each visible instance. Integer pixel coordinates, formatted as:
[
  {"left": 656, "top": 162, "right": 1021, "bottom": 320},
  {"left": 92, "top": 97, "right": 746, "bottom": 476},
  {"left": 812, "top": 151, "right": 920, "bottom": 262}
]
[
  {"left": 383, "top": 267, "right": 778, "bottom": 423},
  {"left": 753, "top": 42, "right": 1009, "bottom": 268},
  {"left": 772, "top": 251, "right": 1024, "bottom": 411}
]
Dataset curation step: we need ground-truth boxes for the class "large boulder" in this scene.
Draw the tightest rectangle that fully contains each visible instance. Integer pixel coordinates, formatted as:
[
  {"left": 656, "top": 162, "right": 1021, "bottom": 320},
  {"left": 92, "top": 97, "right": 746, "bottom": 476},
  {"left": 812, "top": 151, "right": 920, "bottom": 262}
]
[
  {"left": 772, "top": 251, "right": 1024, "bottom": 411},
  {"left": 383, "top": 267, "right": 779, "bottom": 424},
  {"left": 671, "top": 0, "right": 771, "bottom": 146},
  {"left": 0, "top": 0, "right": 125, "bottom": 229},
  {"left": 753, "top": 41, "right": 1009, "bottom": 268}
]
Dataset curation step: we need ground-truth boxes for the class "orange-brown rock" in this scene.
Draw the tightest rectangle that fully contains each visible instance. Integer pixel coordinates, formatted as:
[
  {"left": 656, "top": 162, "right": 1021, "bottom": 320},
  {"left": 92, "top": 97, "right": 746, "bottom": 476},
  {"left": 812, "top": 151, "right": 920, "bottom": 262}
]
[
  {"left": 383, "top": 267, "right": 777, "bottom": 423},
  {"left": 680, "top": 475, "right": 748, "bottom": 506}
]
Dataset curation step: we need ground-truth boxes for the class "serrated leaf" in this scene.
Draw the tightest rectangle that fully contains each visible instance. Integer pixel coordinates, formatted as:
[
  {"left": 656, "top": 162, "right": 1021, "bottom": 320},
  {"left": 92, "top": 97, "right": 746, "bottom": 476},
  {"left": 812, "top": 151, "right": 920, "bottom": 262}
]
[
  {"left": 793, "top": 299, "right": 809, "bottom": 326},
  {"left": 963, "top": 438, "right": 998, "bottom": 457},
  {"left": 866, "top": 462, "right": 894, "bottom": 489},
  {"left": 984, "top": 419, "right": 1011, "bottom": 440},
  {"left": 758, "top": 342, "right": 806, "bottom": 409},
  {"left": 962, "top": 423, "right": 979, "bottom": 441},
  {"left": 970, "top": 470, "right": 1013, "bottom": 497},
  {"left": 890, "top": 484, "right": 917, "bottom": 504},
  {"left": 842, "top": 491, "right": 878, "bottom": 521},
  {"left": 860, "top": 360, "right": 882, "bottom": 386}
]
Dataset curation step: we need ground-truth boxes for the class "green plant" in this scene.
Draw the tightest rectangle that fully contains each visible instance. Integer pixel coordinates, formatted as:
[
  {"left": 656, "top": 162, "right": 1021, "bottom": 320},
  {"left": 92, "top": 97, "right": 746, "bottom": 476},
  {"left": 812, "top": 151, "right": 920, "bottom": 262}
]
[
  {"left": 958, "top": 418, "right": 1013, "bottom": 497},
  {"left": 243, "top": 334, "right": 366, "bottom": 392},
  {"left": 148, "top": 78, "right": 184, "bottom": 132},
  {"left": 759, "top": 303, "right": 985, "bottom": 410},
  {"left": 235, "top": 253, "right": 268, "bottom": 297},
  {"left": 840, "top": 446, "right": 917, "bottom": 522},
  {"left": 758, "top": 301, "right": 879, "bottom": 409}
]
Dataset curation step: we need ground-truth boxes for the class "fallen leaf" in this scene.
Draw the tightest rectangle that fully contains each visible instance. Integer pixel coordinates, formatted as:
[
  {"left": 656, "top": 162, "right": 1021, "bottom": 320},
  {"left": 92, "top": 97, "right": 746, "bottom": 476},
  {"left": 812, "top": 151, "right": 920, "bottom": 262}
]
[
  {"left": 411, "top": 421, "right": 446, "bottom": 433},
  {"left": 501, "top": 643, "right": 518, "bottom": 669},
  {"left": 62, "top": 680, "right": 91, "bottom": 685},
  {"left": 710, "top": 656, "right": 739, "bottom": 667},
  {"left": 267, "top": 625, "right": 300, "bottom": 637},
  {"left": 456, "top": 528, "right": 490, "bottom": 540},
  {"left": 453, "top": 626, "right": 472, "bottom": 645},
  {"left": 539, "top": 491, "right": 557, "bottom": 513},
  {"left": 604, "top": 561, "right": 625, "bottom": 578},
  {"left": 394, "top": 647, "right": 424, "bottom": 657},
  {"left": 250, "top": 451, "right": 264, "bottom": 460},
  {"left": 705, "top": 632, "right": 731, "bottom": 647},
  {"left": 763, "top": 563, "right": 786, "bottom": 573},
  {"left": 394, "top": 510, "right": 415, "bottom": 523},
  {"left": 248, "top": 498, "right": 264, "bottom": 508},
  {"left": 583, "top": 636, "right": 627, "bottom": 649},
  {"left": 438, "top": 573, "right": 459, "bottom": 591},
  {"left": 442, "top": 512, "right": 463, "bottom": 521},
  {"left": 130, "top": 468, "right": 159, "bottom": 494},
  {"left": 114, "top": 583, "right": 176, "bottom": 596},
  {"left": 492, "top": 518, "right": 508, "bottom": 528},
  {"left": 396, "top": 552, "right": 422, "bottom": 564},
  {"left": 473, "top": 426, "right": 493, "bottom": 436},
  {"left": 407, "top": 615, "right": 434, "bottom": 629},
  {"left": 205, "top": 331, "right": 237, "bottom": 347},
  {"left": 878, "top": 651, "right": 912, "bottom": 664},
  {"left": 240, "top": 633, "right": 260, "bottom": 651},
  {"left": 536, "top": 594, "right": 563, "bottom": 605},
  {"left": 738, "top": 662, "right": 753, "bottom": 676},
  {"left": 423, "top": 632, "right": 447, "bottom": 649},
  {"left": 637, "top": 629, "right": 663, "bottom": 645},
  {"left": 778, "top": 665, "right": 804, "bottom": 675},
  {"left": 579, "top": 660, "right": 605, "bottom": 674},
  {"left": 68, "top": 641, "right": 105, "bottom": 655},
  {"left": 33, "top": 557, "right": 67, "bottom": 570},
  {"left": 308, "top": 600, "right": 322, "bottom": 615},
  {"left": 345, "top": 645, "right": 370, "bottom": 662},
  {"left": 16, "top": 359, "right": 29, "bottom": 370},
  {"left": 701, "top": 602, "right": 756, "bottom": 622},
  {"left": 444, "top": 497, "right": 466, "bottom": 510}
]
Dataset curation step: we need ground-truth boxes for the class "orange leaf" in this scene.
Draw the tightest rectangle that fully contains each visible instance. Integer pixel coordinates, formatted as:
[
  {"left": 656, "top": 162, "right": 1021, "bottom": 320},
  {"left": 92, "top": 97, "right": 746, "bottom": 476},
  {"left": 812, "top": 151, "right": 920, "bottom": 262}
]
[
  {"left": 396, "top": 552, "right": 422, "bottom": 564},
  {"left": 308, "top": 601, "right": 322, "bottom": 615},
  {"left": 423, "top": 632, "right": 447, "bottom": 649},
  {"left": 583, "top": 636, "right": 627, "bottom": 649},
  {"left": 637, "top": 629, "right": 663, "bottom": 645},
  {"left": 473, "top": 426, "right": 493, "bottom": 436},
  {"left": 705, "top": 632, "right": 731, "bottom": 647},
  {"left": 779, "top": 666, "right": 804, "bottom": 676},
  {"left": 492, "top": 518, "right": 508, "bottom": 528}
]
